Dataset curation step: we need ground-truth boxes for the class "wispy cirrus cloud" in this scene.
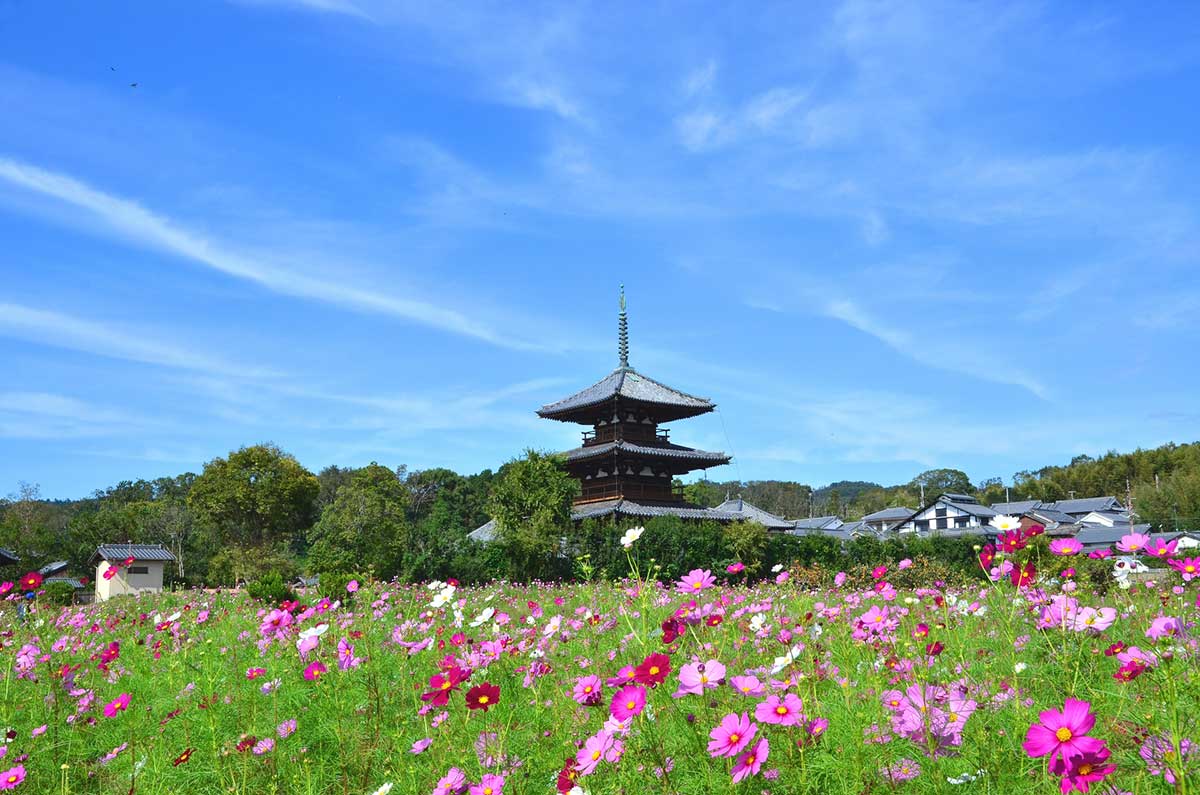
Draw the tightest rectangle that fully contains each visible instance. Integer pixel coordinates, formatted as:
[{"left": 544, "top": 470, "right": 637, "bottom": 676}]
[
  {"left": 0, "top": 157, "right": 546, "bottom": 351},
  {"left": 0, "top": 392, "right": 140, "bottom": 439},
  {"left": 0, "top": 301, "right": 276, "bottom": 378}
]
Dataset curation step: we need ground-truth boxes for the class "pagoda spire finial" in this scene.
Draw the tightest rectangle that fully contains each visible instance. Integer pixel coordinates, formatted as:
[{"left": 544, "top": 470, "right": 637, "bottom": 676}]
[{"left": 618, "top": 284, "right": 630, "bottom": 369}]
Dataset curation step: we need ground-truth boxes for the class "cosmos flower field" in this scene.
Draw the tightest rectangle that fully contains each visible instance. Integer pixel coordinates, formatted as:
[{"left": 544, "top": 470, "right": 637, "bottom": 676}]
[{"left": 1, "top": 523, "right": 1198, "bottom": 794}]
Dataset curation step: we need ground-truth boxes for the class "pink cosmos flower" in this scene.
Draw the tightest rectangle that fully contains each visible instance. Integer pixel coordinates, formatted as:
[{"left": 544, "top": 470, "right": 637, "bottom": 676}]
[
  {"left": 834, "top": 571, "right": 847, "bottom": 587},
  {"left": 0, "top": 765, "right": 26, "bottom": 790},
  {"left": 1071, "top": 607, "right": 1117, "bottom": 633},
  {"left": 731, "top": 737, "right": 769, "bottom": 783},
  {"left": 1146, "top": 616, "right": 1182, "bottom": 641},
  {"left": 1116, "top": 532, "right": 1151, "bottom": 554},
  {"left": 1049, "top": 538, "right": 1083, "bottom": 556},
  {"left": 1023, "top": 698, "right": 1105, "bottom": 772},
  {"left": 675, "top": 568, "right": 716, "bottom": 594},
  {"left": 277, "top": 719, "right": 297, "bottom": 738},
  {"left": 755, "top": 693, "right": 803, "bottom": 726},
  {"left": 730, "top": 675, "right": 765, "bottom": 697},
  {"left": 726, "top": 562, "right": 745, "bottom": 574},
  {"left": 675, "top": 659, "right": 726, "bottom": 697},
  {"left": 434, "top": 767, "right": 468, "bottom": 795},
  {"left": 610, "top": 685, "right": 646, "bottom": 721},
  {"left": 572, "top": 674, "right": 603, "bottom": 706},
  {"left": 1168, "top": 557, "right": 1199, "bottom": 581},
  {"left": 252, "top": 738, "right": 274, "bottom": 755},
  {"left": 707, "top": 712, "right": 757, "bottom": 758},
  {"left": 103, "top": 693, "right": 130, "bottom": 718},
  {"left": 303, "top": 660, "right": 327, "bottom": 681},
  {"left": 575, "top": 731, "right": 615, "bottom": 775},
  {"left": 898, "top": 558, "right": 913, "bottom": 570},
  {"left": 1146, "top": 537, "right": 1177, "bottom": 558},
  {"left": 469, "top": 773, "right": 504, "bottom": 795},
  {"left": 410, "top": 737, "right": 433, "bottom": 755},
  {"left": 346, "top": 580, "right": 359, "bottom": 593}
]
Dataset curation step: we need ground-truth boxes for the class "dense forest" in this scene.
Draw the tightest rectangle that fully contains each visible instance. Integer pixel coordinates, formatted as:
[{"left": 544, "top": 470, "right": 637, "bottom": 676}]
[{"left": 2, "top": 441, "right": 1198, "bottom": 588}]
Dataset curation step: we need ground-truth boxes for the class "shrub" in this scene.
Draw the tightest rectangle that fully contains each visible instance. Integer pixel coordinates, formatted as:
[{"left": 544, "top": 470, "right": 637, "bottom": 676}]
[
  {"left": 42, "top": 581, "right": 78, "bottom": 606},
  {"left": 318, "top": 571, "right": 364, "bottom": 599},
  {"left": 245, "top": 571, "right": 296, "bottom": 605}
]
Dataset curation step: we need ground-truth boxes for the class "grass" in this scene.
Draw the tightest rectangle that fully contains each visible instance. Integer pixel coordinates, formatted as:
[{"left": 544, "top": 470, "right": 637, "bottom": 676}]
[{"left": 0, "top": 550, "right": 1196, "bottom": 794}]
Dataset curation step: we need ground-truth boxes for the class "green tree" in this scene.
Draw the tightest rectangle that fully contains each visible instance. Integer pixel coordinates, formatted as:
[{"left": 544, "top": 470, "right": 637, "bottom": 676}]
[
  {"left": 187, "top": 444, "right": 319, "bottom": 549},
  {"left": 307, "top": 463, "right": 408, "bottom": 579},
  {"left": 723, "top": 520, "right": 767, "bottom": 574},
  {"left": 910, "top": 468, "right": 973, "bottom": 498},
  {"left": 487, "top": 450, "right": 577, "bottom": 581}
]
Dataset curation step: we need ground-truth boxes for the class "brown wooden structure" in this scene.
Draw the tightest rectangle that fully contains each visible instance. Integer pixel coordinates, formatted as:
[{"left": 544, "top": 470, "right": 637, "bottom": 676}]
[{"left": 538, "top": 288, "right": 731, "bottom": 508}]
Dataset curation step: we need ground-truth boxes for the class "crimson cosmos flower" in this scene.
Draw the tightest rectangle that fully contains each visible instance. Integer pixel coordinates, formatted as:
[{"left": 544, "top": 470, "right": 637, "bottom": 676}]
[
  {"left": 465, "top": 682, "right": 500, "bottom": 711},
  {"left": 19, "top": 571, "right": 42, "bottom": 592}
]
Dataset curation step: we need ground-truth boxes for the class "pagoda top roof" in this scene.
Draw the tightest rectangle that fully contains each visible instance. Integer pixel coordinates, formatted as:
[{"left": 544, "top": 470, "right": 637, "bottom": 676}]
[{"left": 538, "top": 367, "right": 716, "bottom": 422}]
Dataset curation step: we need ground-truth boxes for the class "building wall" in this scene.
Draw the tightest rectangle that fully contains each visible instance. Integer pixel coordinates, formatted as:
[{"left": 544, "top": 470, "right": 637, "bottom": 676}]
[{"left": 94, "top": 561, "right": 166, "bottom": 601}]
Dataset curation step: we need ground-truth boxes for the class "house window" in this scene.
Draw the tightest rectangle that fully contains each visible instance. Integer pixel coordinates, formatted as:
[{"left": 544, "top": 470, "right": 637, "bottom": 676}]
[
  {"left": 128, "top": 565, "right": 149, "bottom": 575},
  {"left": 935, "top": 507, "right": 947, "bottom": 517}
]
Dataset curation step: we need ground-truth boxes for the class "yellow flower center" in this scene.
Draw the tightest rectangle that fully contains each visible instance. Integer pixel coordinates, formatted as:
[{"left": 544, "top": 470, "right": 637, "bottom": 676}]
[
  {"left": 591, "top": 750, "right": 601, "bottom": 761},
  {"left": 583, "top": 686, "right": 592, "bottom": 693},
  {"left": 693, "top": 580, "right": 703, "bottom": 588},
  {"left": 700, "top": 675, "right": 708, "bottom": 683},
  {"left": 478, "top": 695, "right": 488, "bottom": 704},
  {"left": 775, "top": 706, "right": 788, "bottom": 715},
  {"left": 1078, "top": 763, "right": 1093, "bottom": 775},
  {"left": 1187, "top": 565, "right": 1196, "bottom": 573},
  {"left": 1056, "top": 727, "right": 1073, "bottom": 742},
  {"left": 729, "top": 733, "right": 739, "bottom": 743},
  {"left": 626, "top": 700, "right": 636, "bottom": 709},
  {"left": 745, "top": 753, "right": 756, "bottom": 765},
  {"left": 441, "top": 681, "right": 451, "bottom": 689},
  {"left": 874, "top": 615, "right": 883, "bottom": 622},
  {"left": 1130, "top": 544, "right": 1140, "bottom": 550},
  {"left": 483, "top": 788, "right": 493, "bottom": 795},
  {"left": 649, "top": 666, "right": 659, "bottom": 675}
]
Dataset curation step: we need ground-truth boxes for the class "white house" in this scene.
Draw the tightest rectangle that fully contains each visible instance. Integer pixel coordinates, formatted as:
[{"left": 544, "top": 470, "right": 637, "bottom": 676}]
[
  {"left": 899, "top": 493, "right": 998, "bottom": 537},
  {"left": 90, "top": 544, "right": 176, "bottom": 601}
]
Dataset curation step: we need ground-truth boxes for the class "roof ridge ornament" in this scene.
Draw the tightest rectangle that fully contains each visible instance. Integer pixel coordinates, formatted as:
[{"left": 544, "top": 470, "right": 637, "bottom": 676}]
[{"left": 618, "top": 284, "right": 630, "bottom": 369}]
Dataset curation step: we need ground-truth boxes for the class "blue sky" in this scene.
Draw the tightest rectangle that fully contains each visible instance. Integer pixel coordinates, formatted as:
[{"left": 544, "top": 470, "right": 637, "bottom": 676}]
[{"left": 2, "top": 1, "right": 1199, "bottom": 499}]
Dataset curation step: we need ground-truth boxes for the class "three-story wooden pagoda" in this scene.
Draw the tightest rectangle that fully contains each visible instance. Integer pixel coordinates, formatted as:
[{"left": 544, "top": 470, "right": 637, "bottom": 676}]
[{"left": 537, "top": 289, "right": 731, "bottom": 515}]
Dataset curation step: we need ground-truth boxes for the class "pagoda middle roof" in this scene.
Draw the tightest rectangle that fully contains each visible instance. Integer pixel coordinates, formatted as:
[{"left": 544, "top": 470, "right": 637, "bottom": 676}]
[
  {"left": 563, "top": 439, "right": 730, "bottom": 466},
  {"left": 538, "top": 367, "right": 715, "bottom": 422}
]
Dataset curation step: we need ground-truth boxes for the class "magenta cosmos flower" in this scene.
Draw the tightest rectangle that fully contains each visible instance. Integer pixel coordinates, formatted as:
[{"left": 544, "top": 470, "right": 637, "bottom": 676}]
[
  {"left": 675, "top": 568, "right": 716, "bottom": 594},
  {"left": 303, "top": 660, "right": 327, "bottom": 681},
  {"left": 1168, "top": 557, "right": 1199, "bottom": 581},
  {"left": 755, "top": 693, "right": 804, "bottom": 726},
  {"left": 103, "top": 693, "right": 130, "bottom": 718},
  {"left": 708, "top": 712, "right": 757, "bottom": 758},
  {"left": 1023, "top": 698, "right": 1106, "bottom": 771},
  {"left": 1049, "top": 538, "right": 1083, "bottom": 556},
  {"left": 572, "top": 674, "right": 603, "bottom": 706},
  {"left": 731, "top": 737, "right": 769, "bottom": 783},
  {"left": 1146, "top": 537, "right": 1177, "bottom": 558},
  {"left": 0, "top": 766, "right": 26, "bottom": 790},
  {"left": 610, "top": 685, "right": 647, "bottom": 721}
]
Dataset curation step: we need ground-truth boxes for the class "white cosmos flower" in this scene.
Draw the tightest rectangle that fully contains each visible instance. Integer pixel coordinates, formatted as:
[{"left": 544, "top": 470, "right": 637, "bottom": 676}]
[
  {"left": 469, "top": 607, "right": 495, "bottom": 627},
  {"left": 298, "top": 624, "right": 329, "bottom": 641},
  {"left": 749, "top": 614, "right": 766, "bottom": 632},
  {"left": 770, "top": 563, "right": 784, "bottom": 573},
  {"left": 989, "top": 514, "right": 1021, "bottom": 532},
  {"left": 770, "top": 645, "right": 803, "bottom": 675},
  {"left": 620, "top": 526, "right": 645, "bottom": 549},
  {"left": 370, "top": 784, "right": 394, "bottom": 795}
]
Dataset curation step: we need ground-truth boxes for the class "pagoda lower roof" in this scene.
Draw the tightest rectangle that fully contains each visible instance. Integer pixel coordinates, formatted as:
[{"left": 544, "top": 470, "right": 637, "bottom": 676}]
[
  {"left": 538, "top": 367, "right": 715, "bottom": 423},
  {"left": 563, "top": 440, "right": 730, "bottom": 466},
  {"left": 570, "top": 498, "right": 751, "bottom": 523}
]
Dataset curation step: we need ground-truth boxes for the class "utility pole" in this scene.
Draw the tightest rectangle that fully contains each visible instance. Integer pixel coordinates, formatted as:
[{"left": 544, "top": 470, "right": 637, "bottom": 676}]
[
  {"left": 1125, "top": 478, "right": 1134, "bottom": 520},
  {"left": 919, "top": 483, "right": 925, "bottom": 505},
  {"left": 1005, "top": 486, "right": 1010, "bottom": 503}
]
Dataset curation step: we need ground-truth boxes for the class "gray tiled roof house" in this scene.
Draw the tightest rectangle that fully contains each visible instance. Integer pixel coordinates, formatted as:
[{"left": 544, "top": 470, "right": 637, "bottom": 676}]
[{"left": 89, "top": 544, "right": 177, "bottom": 566}]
